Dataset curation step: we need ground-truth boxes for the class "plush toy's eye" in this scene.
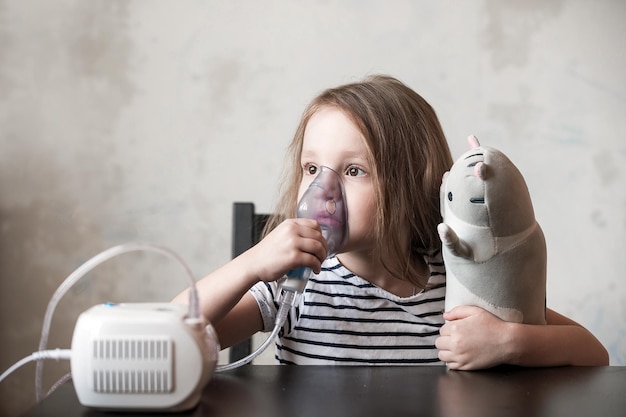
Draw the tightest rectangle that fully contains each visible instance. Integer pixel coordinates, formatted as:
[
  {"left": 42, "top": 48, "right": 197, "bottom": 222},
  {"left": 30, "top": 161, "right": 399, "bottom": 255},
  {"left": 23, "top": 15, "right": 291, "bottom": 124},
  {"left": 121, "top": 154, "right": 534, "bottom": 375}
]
[{"left": 447, "top": 192, "right": 453, "bottom": 202}]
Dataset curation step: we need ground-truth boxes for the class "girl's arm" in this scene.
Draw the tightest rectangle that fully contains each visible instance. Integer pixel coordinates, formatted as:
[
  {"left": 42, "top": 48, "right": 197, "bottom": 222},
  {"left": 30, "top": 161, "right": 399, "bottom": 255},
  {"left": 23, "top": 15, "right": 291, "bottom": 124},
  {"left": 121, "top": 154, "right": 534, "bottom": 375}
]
[
  {"left": 436, "top": 306, "right": 609, "bottom": 370},
  {"left": 172, "top": 218, "right": 327, "bottom": 347}
]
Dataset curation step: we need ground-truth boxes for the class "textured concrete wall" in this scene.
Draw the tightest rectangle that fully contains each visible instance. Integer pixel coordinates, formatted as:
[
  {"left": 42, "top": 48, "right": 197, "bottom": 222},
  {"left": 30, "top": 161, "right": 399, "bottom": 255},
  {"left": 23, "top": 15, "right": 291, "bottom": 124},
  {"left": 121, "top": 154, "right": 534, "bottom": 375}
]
[{"left": 1, "top": 1, "right": 624, "bottom": 415}]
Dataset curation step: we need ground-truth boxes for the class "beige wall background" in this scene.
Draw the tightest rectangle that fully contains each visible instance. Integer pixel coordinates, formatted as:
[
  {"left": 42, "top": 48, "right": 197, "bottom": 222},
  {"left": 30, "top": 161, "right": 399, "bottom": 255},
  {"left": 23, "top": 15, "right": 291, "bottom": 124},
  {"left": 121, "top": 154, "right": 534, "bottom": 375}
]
[{"left": 1, "top": 0, "right": 625, "bottom": 415}]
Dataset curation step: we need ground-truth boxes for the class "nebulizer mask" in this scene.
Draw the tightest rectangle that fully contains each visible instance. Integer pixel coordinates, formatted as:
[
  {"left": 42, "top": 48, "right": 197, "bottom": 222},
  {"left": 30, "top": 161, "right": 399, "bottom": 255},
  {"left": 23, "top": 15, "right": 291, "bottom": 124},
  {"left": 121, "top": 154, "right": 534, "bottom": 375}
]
[{"left": 282, "top": 166, "right": 349, "bottom": 293}]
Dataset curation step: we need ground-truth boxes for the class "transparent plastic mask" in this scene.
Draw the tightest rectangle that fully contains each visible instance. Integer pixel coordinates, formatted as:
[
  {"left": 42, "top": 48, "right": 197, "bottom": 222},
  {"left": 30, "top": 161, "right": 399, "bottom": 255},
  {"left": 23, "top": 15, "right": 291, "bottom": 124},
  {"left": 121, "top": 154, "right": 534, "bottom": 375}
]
[
  {"left": 283, "top": 166, "right": 348, "bottom": 292},
  {"left": 297, "top": 166, "right": 348, "bottom": 256}
]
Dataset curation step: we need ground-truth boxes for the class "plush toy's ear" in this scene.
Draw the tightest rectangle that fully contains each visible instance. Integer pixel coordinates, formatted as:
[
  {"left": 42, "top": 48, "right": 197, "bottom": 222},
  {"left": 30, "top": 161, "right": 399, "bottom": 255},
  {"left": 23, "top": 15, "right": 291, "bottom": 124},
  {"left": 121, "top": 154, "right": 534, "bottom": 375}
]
[
  {"left": 441, "top": 171, "right": 449, "bottom": 184},
  {"left": 468, "top": 135, "right": 481, "bottom": 149}
]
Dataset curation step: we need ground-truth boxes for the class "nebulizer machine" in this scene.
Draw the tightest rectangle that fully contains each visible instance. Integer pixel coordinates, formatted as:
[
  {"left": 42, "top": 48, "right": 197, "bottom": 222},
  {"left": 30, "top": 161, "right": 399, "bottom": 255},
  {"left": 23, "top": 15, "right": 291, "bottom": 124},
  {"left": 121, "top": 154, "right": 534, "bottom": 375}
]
[{"left": 0, "top": 166, "right": 348, "bottom": 412}]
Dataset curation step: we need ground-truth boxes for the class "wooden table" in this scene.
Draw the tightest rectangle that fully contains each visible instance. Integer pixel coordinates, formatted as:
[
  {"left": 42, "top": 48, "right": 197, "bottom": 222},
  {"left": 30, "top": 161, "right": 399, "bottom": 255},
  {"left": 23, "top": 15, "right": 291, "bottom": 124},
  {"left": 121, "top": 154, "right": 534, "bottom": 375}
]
[{"left": 21, "top": 365, "right": 626, "bottom": 417}]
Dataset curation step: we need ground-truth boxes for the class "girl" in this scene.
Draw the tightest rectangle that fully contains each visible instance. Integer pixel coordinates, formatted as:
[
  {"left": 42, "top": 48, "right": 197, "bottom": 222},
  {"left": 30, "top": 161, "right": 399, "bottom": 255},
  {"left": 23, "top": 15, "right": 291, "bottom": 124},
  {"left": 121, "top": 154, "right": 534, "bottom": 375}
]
[{"left": 174, "top": 75, "right": 608, "bottom": 369}]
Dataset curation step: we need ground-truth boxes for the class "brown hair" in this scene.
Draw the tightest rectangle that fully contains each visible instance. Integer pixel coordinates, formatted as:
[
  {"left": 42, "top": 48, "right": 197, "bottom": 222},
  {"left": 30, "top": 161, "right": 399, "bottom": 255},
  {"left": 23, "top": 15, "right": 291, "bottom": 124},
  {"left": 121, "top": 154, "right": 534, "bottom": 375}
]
[{"left": 265, "top": 75, "right": 452, "bottom": 288}]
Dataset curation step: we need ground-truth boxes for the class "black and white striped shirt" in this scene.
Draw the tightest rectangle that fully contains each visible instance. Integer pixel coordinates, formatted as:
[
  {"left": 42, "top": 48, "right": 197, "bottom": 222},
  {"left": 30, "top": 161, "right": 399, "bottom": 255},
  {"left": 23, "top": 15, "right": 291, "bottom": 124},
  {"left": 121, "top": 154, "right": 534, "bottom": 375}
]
[{"left": 250, "top": 252, "right": 446, "bottom": 365}]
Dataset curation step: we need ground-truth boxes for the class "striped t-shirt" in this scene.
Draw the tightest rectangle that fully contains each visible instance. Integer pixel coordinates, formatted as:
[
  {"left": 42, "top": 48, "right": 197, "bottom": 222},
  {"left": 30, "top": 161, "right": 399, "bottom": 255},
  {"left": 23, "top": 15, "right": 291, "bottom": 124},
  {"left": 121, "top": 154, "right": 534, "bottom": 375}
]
[{"left": 249, "top": 252, "right": 446, "bottom": 365}]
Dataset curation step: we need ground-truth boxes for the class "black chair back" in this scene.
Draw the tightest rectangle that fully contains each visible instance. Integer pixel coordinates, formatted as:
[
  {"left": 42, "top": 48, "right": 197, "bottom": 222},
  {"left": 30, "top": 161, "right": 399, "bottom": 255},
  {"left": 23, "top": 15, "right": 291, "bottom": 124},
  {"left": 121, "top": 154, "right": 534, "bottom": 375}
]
[{"left": 229, "top": 202, "right": 270, "bottom": 362}]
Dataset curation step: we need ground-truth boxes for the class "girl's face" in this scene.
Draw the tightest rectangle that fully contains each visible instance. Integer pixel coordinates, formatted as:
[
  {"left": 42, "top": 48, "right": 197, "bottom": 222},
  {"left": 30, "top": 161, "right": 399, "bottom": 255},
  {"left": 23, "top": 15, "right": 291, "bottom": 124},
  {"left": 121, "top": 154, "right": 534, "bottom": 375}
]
[{"left": 299, "top": 107, "right": 377, "bottom": 255}]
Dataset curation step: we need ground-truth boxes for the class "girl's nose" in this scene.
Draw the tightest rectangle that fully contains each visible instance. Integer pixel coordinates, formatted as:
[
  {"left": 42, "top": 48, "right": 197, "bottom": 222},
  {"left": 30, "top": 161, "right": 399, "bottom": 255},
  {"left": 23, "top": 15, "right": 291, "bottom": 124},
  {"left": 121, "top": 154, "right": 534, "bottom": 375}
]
[{"left": 325, "top": 199, "right": 336, "bottom": 215}]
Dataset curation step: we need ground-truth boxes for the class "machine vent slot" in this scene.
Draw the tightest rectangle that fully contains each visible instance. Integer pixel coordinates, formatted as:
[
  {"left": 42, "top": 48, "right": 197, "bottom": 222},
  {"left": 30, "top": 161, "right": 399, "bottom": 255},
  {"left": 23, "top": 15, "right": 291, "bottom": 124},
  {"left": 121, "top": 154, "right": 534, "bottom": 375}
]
[
  {"left": 93, "top": 338, "right": 169, "bottom": 360},
  {"left": 90, "top": 336, "right": 173, "bottom": 393}
]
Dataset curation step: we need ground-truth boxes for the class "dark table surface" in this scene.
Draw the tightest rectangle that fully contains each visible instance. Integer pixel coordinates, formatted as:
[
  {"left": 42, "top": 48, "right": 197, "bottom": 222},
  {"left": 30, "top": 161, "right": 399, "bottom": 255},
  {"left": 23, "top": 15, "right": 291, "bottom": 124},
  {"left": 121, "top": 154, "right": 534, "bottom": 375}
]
[{"left": 21, "top": 365, "right": 626, "bottom": 417}]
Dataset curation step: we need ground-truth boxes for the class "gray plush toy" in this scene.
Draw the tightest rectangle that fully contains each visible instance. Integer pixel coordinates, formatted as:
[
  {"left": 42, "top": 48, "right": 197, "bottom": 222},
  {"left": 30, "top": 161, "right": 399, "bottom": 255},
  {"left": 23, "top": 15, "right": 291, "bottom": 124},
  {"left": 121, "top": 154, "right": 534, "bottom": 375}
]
[{"left": 438, "top": 135, "right": 547, "bottom": 324}]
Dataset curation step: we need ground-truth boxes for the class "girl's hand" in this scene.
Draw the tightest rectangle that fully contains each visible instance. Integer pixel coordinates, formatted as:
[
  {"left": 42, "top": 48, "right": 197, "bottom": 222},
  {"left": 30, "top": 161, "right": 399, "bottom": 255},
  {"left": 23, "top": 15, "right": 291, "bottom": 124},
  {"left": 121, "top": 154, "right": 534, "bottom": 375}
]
[
  {"left": 436, "top": 305, "right": 513, "bottom": 370},
  {"left": 241, "top": 218, "right": 328, "bottom": 284}
]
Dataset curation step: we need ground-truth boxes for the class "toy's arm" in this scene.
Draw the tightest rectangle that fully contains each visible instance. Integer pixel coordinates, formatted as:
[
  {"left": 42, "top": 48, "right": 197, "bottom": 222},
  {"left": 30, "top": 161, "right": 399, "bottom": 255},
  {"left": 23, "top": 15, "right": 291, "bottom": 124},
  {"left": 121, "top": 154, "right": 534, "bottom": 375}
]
[
  {"left": 436, "top": 306, "right": 609, "bottom": 370},
  {"left": 437, "top": 223, "right": 473, "bottom": 259}
]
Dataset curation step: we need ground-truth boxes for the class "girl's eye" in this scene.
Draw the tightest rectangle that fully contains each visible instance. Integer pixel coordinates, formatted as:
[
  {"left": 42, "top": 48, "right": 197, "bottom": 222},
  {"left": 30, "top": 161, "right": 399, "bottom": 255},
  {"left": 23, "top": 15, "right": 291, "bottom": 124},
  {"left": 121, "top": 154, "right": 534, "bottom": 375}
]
[
  {"left": 346, "top": 166, "right": 365, "bottom": 177},
  {"left": 305, "top": 164, "right": 318, "bottom": 175}
]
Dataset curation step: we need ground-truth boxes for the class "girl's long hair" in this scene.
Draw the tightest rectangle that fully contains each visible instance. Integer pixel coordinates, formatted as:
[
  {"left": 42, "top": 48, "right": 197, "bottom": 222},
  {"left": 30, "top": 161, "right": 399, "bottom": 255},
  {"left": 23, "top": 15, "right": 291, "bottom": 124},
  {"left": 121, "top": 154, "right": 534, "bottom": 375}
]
[{"left": 265, "top": 75, "right": 453, "bottom": 288}]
